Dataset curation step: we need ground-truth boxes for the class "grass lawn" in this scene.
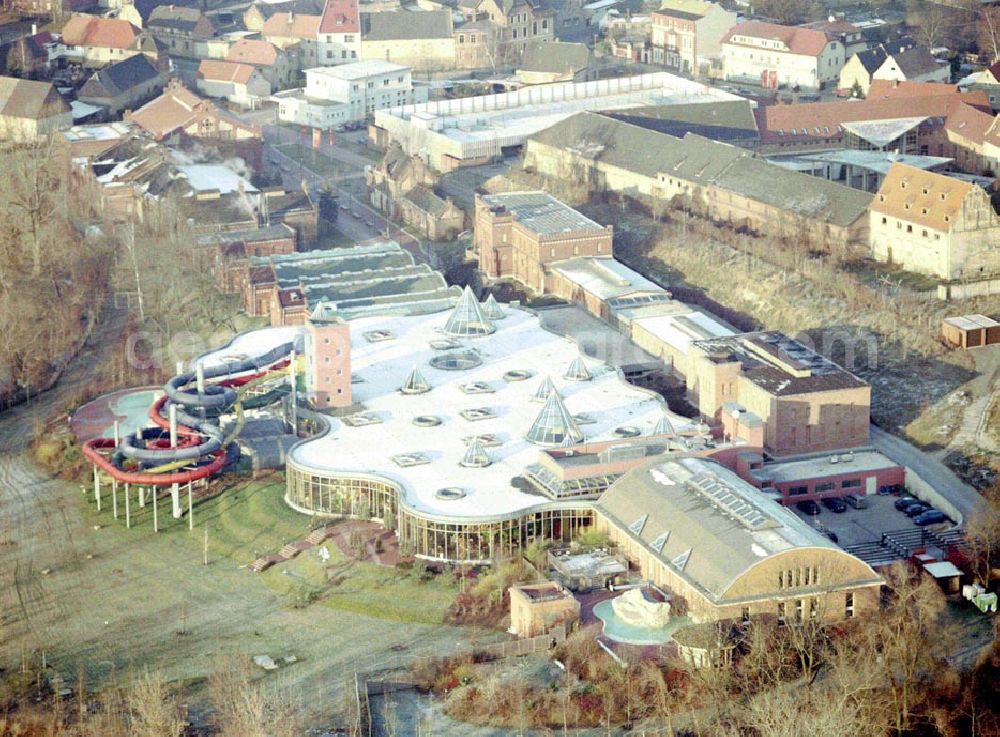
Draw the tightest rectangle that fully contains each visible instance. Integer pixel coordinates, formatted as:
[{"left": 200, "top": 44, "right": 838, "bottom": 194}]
[
  {"left": 85, "top": 473, "right": 458, "bottom": 626},
  {"left": 261, "top": 539, "right": 459, "bottom": 625},
  {"left": 276, "top": 143, "right": 352, "bottom": 178}
]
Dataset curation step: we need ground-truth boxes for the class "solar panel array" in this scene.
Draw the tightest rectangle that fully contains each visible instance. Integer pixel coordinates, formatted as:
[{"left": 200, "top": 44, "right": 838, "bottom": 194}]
[{"left": 687, "top": 470, "right": 777, "bottom": 531}]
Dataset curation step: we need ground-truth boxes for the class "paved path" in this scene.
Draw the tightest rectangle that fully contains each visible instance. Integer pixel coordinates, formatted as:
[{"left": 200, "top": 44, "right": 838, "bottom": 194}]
[{"left": 870, "top": 425, "right": 987, "bottom": 524}]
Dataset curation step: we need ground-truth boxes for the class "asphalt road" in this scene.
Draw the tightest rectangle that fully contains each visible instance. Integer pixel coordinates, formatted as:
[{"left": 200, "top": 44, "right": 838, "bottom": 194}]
[{"left": 871, "top": 425, "right": 988, "bottom": 524}]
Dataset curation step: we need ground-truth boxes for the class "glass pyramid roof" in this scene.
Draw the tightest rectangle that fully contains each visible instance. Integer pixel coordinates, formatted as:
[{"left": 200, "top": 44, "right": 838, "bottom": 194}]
[
  {"left": 443, "top": 285, "right": 495, "bottom": 337},
  {"left": 481, "top": 293, "right": 506, "bottom": 320},
  {"left": 525, "top": 390, "right": 584, "bottom": 447},
  {"left": 532, "top": 375, "right": 557, "bottom": 402},
  {"left": 652, "top": 413, "right": 676, "bottom": 437},
  {"left": 460, "top": 436, "right": 492, "bottom": 468},
  {"left": 564, "top": 355, "right": 592, "bottom": 382},
  {"left": 400, "top": 365, "right": 431, "bottom": 394}
]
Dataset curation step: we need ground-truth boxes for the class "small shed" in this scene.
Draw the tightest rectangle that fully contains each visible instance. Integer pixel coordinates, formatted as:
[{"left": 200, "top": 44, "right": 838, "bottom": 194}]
[
  {"left": 922, "top": 560, "right": 963, "bottom": 595},
  {"left": 509, "top": 582, "right": 580, "bottom": 638},
  {"left": 942, "top": 315, "right": 1000, "bottom": 350}
]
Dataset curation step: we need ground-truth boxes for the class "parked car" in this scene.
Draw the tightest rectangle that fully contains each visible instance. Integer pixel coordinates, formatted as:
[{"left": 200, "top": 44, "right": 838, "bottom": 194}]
[
  {"left": 895, "top": 497, "right": 921, "bottom": 512},
  {"left": 879, "top": 483, "right": 904, "bottom": 495},
  {"left": 844, "top": 494, "right": 869, "bottom": 509},
  {"left": 914, "top": 509, "right": 948, "bottom": 526},
  {"left": 824, "top": 529, "right": 839, "bottom": 544},
  {"left": 905, "top": 503, "right": 931, "bottom": 517},
  {"left": 822, "top": 497, "right": 847, "bottom": 513},
  {"left": 796, "top": 500, "right": 821, "bottom": 515}
]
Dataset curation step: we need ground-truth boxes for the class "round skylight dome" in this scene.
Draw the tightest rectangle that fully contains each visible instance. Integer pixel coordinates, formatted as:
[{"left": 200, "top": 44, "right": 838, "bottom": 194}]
[
  {"left": 429, "top": 351, "right": 482, "bottom": 371},
  {"left": 435, "top": 487, "right": 467, "bottom": 500},
  {"left": 413, "top": 415, "right": 443, "bottom": 427}
]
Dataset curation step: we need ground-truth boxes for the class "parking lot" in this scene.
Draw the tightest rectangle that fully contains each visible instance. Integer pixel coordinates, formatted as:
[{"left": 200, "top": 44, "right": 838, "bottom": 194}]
[{"left": 788, "top": 493, "right": 959, "bottom": 566}]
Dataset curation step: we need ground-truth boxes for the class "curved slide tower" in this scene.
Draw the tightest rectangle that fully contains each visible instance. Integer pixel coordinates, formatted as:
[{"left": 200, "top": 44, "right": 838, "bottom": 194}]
[{"left": 82, "top": 340, "right": 298, "bottom": 487}]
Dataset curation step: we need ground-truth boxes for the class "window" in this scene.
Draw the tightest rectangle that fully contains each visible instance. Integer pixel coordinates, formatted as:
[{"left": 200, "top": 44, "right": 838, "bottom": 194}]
[
  {"left": 777, "top": 601, "right": 786, "bottom": 622},
  {"left": 845, "top": 592, "right": 855, "bottom": 618},
  {"left": 815, "top": 482, "right": 834, "bottom": 493},
  {"left": 741, "top": 606, "right": 750, "bottom": 622},
  {"left": 809, "top": 598, "right": 818, "bottom": 619},
  {"left": 795, "top": 599, "right": 803, "bottom": 622},
  {"left": 842, "top": 478, "right": 861, "bottom": 489},
  {"left": 906, "top": 224, "right": 913, "bottom": 233},
  {"left": 789, "top": 485, "right": 808, "bottom": 496},
  {"left": 922, "top": 229, "right": 928, "bottom": 237},
  {"left": 326, "top": 50, "right": 332, "bottom": 58},
  {"left": 881, "top": 216, "right": 887, "bottom": 224},
  {"left": 459, "top": 34, "right": 465, "bottom": 42}
]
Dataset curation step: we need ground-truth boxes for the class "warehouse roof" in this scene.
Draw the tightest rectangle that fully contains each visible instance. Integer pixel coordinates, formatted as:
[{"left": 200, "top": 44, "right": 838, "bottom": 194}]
[
  {"left": 596, "top": 457, "right": 863, "bottom": 601},
  {"left": 363, "top": 9, "right": 452, "bottom": 40},
  {"left": 480, "top": 191, "right": 606, "bottom": 236}
]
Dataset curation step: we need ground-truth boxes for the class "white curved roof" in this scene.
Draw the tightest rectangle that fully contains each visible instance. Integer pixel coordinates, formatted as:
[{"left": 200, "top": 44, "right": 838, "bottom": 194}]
[{"left": 289, "top": 306, "right": 694, "bottom": 520}]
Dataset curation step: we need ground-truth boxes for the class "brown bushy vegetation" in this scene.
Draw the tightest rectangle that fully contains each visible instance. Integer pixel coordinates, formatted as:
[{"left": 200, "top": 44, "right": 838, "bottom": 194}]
[
  {"left": 418, "top": 564, "right": 1000, "bottom": 735},
  {"left": 445, "top": 560, "right": 532, "bottom": 626}
]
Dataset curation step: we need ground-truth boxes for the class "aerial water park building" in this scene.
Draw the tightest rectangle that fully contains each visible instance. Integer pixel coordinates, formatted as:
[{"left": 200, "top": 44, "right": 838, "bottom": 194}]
[{"left": 285, "top": 287, "right": 713, "bottom": 563}]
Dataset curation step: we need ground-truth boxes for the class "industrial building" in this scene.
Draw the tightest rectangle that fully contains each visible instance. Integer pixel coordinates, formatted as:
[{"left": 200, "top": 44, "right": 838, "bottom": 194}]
[
  {"left": 594, "top": 456, "right": 884, "bottom": 623},
  {"left": 371, "top": 71, "right": 739, "bottom": 171}
]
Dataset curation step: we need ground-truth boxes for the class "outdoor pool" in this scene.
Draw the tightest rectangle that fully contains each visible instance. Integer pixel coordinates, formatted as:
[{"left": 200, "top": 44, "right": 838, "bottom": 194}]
[{"left": 593, "top": 599, "right": 689, "bottom": 645}]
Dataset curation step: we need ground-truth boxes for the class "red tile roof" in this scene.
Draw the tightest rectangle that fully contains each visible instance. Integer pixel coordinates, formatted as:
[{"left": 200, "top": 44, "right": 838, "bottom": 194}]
[
  {"left": 722, "top": 20, "right": 831, "bottom": 57},
  {"left": 319, "top": 0, "right": 359, "bottom": 34},
  {"left": 61, "top": 15, "right": 140, "bottom": 49},
  {"left": 945, "top": 101, "right": 996, "bottom": 144},
  {"left": 226, "top": 38, "right": 279, "bottom": 66},
  {"left": 262, "top": 12, "right": 321, "bottom": 39},
  {"left": 198, "top": 59, "right": 255, "bottom": 84},
  {"left": 870, "top": 163, "right": 973, "bottom": 231},
  {"left": 756, "top": 90, "right": 991, "bottom": 144},
  {"left": 867, "top": 79, "right": 959, "bottom": 99},
  {"left": 128, "top": 79, "right": 261, "bottom": 139}
]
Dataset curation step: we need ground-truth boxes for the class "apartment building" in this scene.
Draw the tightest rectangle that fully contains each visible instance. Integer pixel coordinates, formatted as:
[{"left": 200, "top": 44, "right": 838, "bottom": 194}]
[
  {"left": 275, "top": 60, "right": 426, "bottom": 129},
  {"left": 721, "top": 21, "right": 844, "bottom": 90},
  {"left": 650, "top": 0, "right": 735, "bottom": 76},
  {"left": 316, "top": 0, "right": 361, "bottom": 64}
]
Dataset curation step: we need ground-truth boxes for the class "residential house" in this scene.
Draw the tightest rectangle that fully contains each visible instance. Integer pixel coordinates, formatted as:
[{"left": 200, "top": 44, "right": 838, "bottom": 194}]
[
  {"left": 943, "top": 102, "right": 1000, "bottom": 174},
  {"left": 720, "top": 21, "right": 845, "bottom": 90},
  {"left": 869, "top": 163, "right": 1000, "bottom": 281},
  {"left": 453, "top": 19, "right": 500, "bottom": 70},
  {"left": 316, "top": 0, "right": 361, "bottom": 65},
  {"left": 197, "top": 60, "right": 271, "bottom": 105},
  {"left": 523, "top": 111, "right": 872, "bottom": 246},
  {"left": 837, "top": 36, "right": 915, "bottom": 96},
  {"left": 516, "top": 40, "right": 591, "bottom": 84},
  {"left": 146, "top": 5, "right": 217, "bottom": 59},
  {"left": 244, "top": 0, "right": 323, "bottom": 32},
  {"left": 262, "top": 11, "right": 322, "bottom": 68},
  {"left": 459, "top": 0, "right": 554, "bottom": 57},
  {"left": 226, "top": 38, "right": 295, "bottom": 90},
  {"left": 125, "top": 79, "right": 263, "bottom": 168},
  {"left": 961, "top": 61, "right": 1000, "bottom": 112},
  {"left": 0, "top": 31, "right": 55, "bottom": 78},
  {"left": 0, "top": 76, "right": 72, "bottom": 139},
  {"left": 59, "top": 16, "right": 142, "bottom": 66},
  {"left": 801, "top": 18, "right": 866, "bottom": 57},
  {"left": 871, "top": 46, "right": 949, "bottom": 87},
  {"left": 76, "top": 52, "right": 164, "bottom": 117},
  {"left": 361, "top": 10, "right": 456, "bottom": 71},
  {"left": 274, "top": 59, "right": 426, "bottom": 129},
  {"left": 650, "top": 0, "right": 736, "bottom": 77},
  {"left": 367, "top": 143, "right": 463, "bottom": 239}
]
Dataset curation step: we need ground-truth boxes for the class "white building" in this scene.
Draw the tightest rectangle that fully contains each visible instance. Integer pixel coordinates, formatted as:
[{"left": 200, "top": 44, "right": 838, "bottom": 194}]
[
  {"left": 274, "top": 60, "right": 427, "bottom": 129},
  {"left": 720, "top": 20, "right": 845, "bottom": 90}
]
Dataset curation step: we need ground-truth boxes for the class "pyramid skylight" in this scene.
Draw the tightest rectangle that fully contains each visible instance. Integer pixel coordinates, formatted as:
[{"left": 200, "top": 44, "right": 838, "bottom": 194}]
[
  {"left": 460, "top": 437, "right": 492, "bottom": 468},
  {"left": 525, "top": 390, "right": 584, "bottom": 447},
  {"left": 532, "top": 375, "right": 557, "bottom": 402},
  {"left": 481, "top": 293, "right": 506, "bottom": 320},
  {"left": 564, "top": 355, "right": 592, "bottom": 382},
  {"left": 443, "top": 285, "right": 495, "bottom": 337},
  {"left": 400, "top": 366, "right": 430, "bottom": 394}
]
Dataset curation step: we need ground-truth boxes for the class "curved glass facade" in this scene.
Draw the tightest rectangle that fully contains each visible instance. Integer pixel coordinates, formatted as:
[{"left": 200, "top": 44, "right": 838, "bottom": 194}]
[{"left": 286, "top": 459, "right": 594, "bottom": 563}]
